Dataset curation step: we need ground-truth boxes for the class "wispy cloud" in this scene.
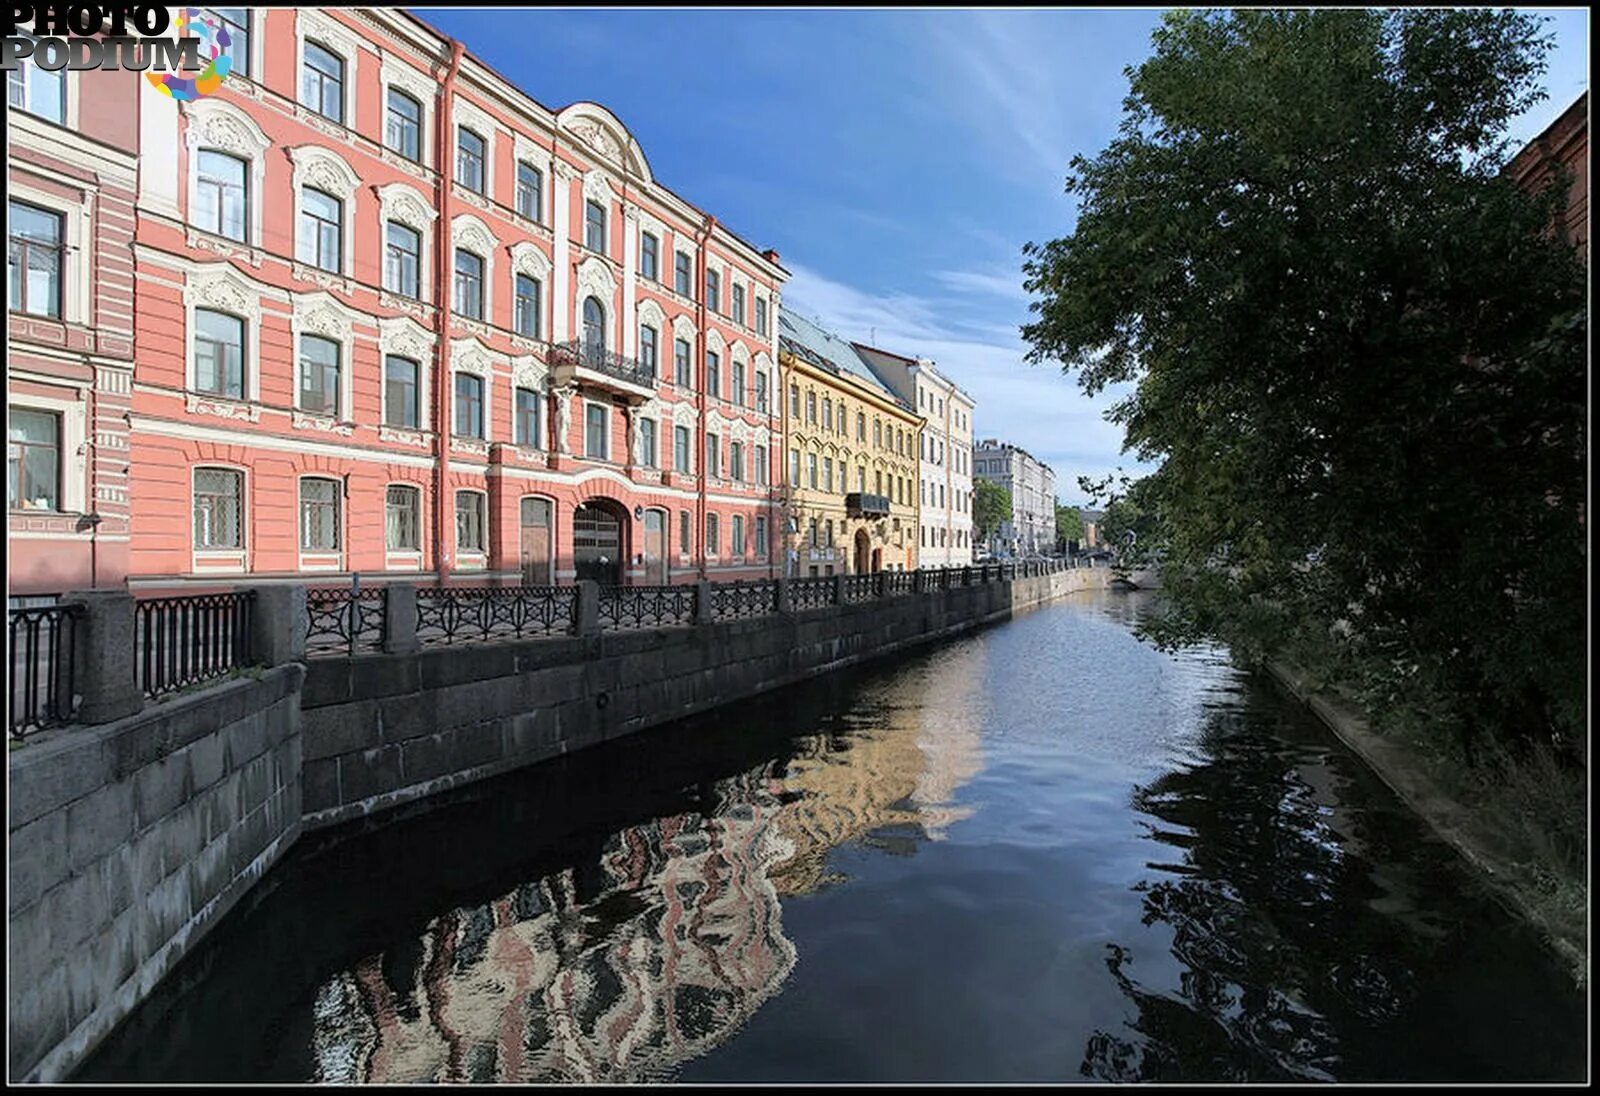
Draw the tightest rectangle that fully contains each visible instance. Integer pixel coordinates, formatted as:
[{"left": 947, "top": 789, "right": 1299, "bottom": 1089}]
[{"left": 783, "top": 261, "right": 1156, "bottom": 505}]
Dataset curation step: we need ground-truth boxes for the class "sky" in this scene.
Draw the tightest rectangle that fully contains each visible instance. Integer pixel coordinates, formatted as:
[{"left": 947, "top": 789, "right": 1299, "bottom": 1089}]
[{"left": 413, "top": 7, "right": 1590, "bottom": 506}]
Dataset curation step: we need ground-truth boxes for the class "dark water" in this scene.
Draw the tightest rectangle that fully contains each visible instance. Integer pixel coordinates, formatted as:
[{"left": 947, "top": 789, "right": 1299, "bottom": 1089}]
[{"left": 80, "top": 591, "right": 1586, "bottom": 1083}]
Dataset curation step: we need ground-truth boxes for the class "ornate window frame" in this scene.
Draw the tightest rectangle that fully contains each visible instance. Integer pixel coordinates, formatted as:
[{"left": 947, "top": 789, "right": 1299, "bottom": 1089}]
[
  {"left": 183, "top": 98, "right": 269, "bottom": 250},
  {"left": 291, "top": 145, "right": 360, "bottom": 276},
  {"left": 378, "top": 315, "right": 435, "bottom": 435},
  {"left": 182, "top": 266, "right": 265, "bottom": 413},
  {"left": 510, "top": 241, "right": 552, "bottom": 340},
  {"left": 290, "top": 292, "right": 361, "bottom": 428},
  {"left": 453, "top": 96, "right": 499, "bottom": 201},
  {"left": 575, "top": 255, "right": 617, "bottom": 348},
  {"left": 295, "top": 11, "right": 361, "bottom": 128},
  {"left": 450, "top": 337, "right": 502, "bottom": 445},
  {"left": 7, "top": 179, "right": 91, "bottom": 327},
  {"left": 378, "top": 181, "right": 436, "bottom": 301},
  {"left": 380, "top": 51, "right": 435, "bottom": 169},
  {"left": 452, "top": 213, "right": 498, "bottom": 323}
]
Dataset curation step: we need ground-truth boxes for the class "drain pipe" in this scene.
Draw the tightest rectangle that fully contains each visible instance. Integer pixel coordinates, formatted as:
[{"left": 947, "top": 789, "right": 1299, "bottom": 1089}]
[
  {"left": 432, "top": 38, "right": 466, "bottom": 583},
  {"left": 696, "top": 213, "right": 714, "bottom": 580}
]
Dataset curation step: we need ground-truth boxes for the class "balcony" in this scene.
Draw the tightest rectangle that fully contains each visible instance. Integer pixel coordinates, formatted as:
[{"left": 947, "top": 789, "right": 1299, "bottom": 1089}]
[
  {"left": 845, "top": 492, "right": 892, "bottom": 518},
  {"left": 550, "top": 340, "right": 658, "bottom": 403}
]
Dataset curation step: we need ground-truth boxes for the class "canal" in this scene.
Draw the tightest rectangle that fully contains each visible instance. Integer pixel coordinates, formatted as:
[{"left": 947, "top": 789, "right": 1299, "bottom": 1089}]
[{"left": 80, "top": 590, "right": 1586, "bottom": 1082}]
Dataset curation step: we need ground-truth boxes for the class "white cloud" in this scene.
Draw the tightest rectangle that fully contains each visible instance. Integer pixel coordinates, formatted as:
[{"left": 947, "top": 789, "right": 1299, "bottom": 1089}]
[{"left": 783, "top": 261, "right": 1158, "bottom": 505}]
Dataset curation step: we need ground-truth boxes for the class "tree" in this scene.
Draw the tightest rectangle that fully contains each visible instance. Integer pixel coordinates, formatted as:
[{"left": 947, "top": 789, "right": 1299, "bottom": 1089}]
[
  {"left": 1021, "top": 10, "right": 1586, "bottom": 759},
  {"left": 1055, "top": 503, "right": 1084, "bottom": 551},
  {"left": 972, "top": 480, "right": 1012, "bottom": 547}
]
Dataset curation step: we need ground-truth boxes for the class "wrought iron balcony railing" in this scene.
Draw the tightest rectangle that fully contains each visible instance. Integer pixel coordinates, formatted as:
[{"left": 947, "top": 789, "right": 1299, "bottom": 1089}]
[{"left": 552, "top": 340, "right": 658, "bottom": 390}]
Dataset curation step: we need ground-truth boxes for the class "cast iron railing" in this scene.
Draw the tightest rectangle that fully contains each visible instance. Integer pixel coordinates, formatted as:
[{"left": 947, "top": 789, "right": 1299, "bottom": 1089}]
[
  {"left": 709, "top": 580, "right": 779, "bottom": 621},
  {"left": 134, "top": 591, "right": 255, "bottom": 699},
  {"left": 841, "top": 574, "right": 877, "bottom": 604},
  {"left": 789, "top": 576, "right": 834, "bottom": 611},
  {"left": 8, "top": 602, "right": 82, "bottom": 738},
  {"left": 598, "top": 584, "right": 696, "bottom": 629},
  {"left": 306, "top": 587, "right": 387, "bottom": 656},
  {"left": 551, "top": 340, "right": 657, "bottom": 389},
  {"left": 415, "top": 585, "right": 576, "bottom": 646},
  {"left": 885, "top": 571, "right": 915, "bottom": 595}
]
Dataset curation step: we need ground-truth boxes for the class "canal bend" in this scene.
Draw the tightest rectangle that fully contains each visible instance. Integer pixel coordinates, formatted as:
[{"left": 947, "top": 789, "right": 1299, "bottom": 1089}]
[{"left": 81, "top": 591, "right": 1585, "bottom": 1082}]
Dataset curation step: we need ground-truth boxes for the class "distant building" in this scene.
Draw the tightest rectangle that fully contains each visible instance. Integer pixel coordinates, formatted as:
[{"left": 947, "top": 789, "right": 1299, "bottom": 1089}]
[
  {"left": 1506, "top": 91, "right": 1587, "bottom": 253},
  {"left": 972, "top": 440, "right": 1056, "bottom": 556},
  {"left": 1078, "top": 509, "right": 1105, "bottom": 551},
  {"left": 852, "top": 343, "right": 976, "bottom": 567},
  {"left": 777, "top": 313, "right": 920, "bottom": 575}
]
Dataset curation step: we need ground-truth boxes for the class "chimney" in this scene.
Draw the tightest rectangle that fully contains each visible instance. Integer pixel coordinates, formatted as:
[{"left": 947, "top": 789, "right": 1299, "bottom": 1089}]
[{"left": 763, "top": 248, "right": 781, "bottom": 265}]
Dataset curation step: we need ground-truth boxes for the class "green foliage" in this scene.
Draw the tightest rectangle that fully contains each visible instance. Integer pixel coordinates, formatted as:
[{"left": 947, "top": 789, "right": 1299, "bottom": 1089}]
[
  {"left": 973, "top": 479, "right": 1012, "bottom": 543},
  {"left": 1022, "top": 9, "right": 1586, "bottom": 761},
  {"left": 1055, "top": 503, "right": 1084, "bottom": 548}
]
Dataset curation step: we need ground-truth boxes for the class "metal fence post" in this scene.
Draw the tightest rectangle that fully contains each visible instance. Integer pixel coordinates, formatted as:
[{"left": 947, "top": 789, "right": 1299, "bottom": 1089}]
[
  {"left": 694, "top": 581, "right": 715, "bottom": 625},
  {"left": 832, "top": 573, "right": 848, "bottom": 605},
  {"left": 382, "top": 583, "right": 419, "bottom": 654},
  {"left": 575, "top": 580, "right": 601, "bottom": 636}
]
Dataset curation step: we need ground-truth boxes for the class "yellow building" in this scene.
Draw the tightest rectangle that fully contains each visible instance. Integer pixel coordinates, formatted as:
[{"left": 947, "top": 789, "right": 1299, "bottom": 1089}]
[{"left": 777, "top": 312, "right": 921, "bottom": 575}]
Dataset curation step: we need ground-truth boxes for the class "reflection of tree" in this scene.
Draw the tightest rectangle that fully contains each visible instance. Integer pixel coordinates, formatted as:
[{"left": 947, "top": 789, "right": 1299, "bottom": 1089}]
[{"left": 1080, "top": 708, "right": 1435, "bottom": 1082}]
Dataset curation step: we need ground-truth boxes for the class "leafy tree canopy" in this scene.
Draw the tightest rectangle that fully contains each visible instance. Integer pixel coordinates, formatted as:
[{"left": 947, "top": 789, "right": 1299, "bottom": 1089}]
[
  {"left": 973, "top": 480, "right": 1013, "bottom": 543},
  {"left": 1022, "top": 9, "right": 1586, "bottom": 756}
]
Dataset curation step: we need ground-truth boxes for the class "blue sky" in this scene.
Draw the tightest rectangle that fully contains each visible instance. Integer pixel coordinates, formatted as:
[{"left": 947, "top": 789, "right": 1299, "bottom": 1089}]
[{"left": 414, "top": 7, "right": 1590, "bottom": 506}]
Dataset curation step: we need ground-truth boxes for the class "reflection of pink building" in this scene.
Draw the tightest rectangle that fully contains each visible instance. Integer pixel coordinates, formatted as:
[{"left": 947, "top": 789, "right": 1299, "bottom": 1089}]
[
  {"left": 129, "top": 9, "right": 786, "bottom": 590},
  {"left": 7, "top": 39, "right": 140, "bottom": 595},
  {"left": 310, "top": 767, "right": 797, "bottom": 1083}
]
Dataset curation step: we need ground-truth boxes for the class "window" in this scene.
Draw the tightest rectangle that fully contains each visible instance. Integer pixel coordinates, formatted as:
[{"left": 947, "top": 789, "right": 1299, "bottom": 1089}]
[
  {"left": 193, "top": 467, "right": 242, "bottom": 549},
  {"left": 301, "top": 40, "right": 344, "bottom": 123},
  {"left": 789, "top": 384, "right": 799, "bottom": 418},
  {"left": 857, "top": 412, "right": 866, "bottom": 441},
  {"left": 298, "top": 334, "right": 341, "bottom": 416},
  {"left": 514, "top": 273, "right": 541, "bottom": 337},
  {"left": 456, "top": 127, "right": 485, "bottom": 193},
  {"left": 755, "top": 444, "right": 768, "bottom": 486},
  {"left": 455, "top": 491, "right": 485, "bottom": 552},
  {"left": 822, "top": 398, "right": 832, "bottom": 431},
  {"left": 755, "top": 515, "right": 768, "bottom": 557},
  {"left": 680, "top": 510, "right": 692, "bottom": 554},
  {"left": 299, "top": 478, "right": 340, "bottom": 551},
  {"left": 8, "top": 201, "right": 63, "bottom": 318},
  {"left": 823, "top": 456, "right": 833, "bottom": 492},
  {"left": 674, "top": 252, "right": 693, "bottom": 297},
  {"left": 9, "top": 34, "right": 65, "bottom": 123},
  {"left": 755, "top": 372, "right": 769, "bottom": 413},
  {"left": 632, "top": 229, "right": 658, "bottom": 283},
  {"left": 195, "top": 151, "right": 248, "bottom": 241},
  {"left": 674, "top": 338, "right": 692, "bottom": 387},
  {"left": 384, "top": 355, "right": 419, "bottom": 428},
  {"left": 515, "top": 161, "right": 542, "bottom": 222},
  {"left": 755, "top": 297, "right": 768, "bottom": 336},
  {"left": 384, "top": 221, "right": 421, "bottom": 299},
  {"left": 8, "top": 409, "right": 59, "bottom": 511},
  {"left": 638, "top": 417, "right": 657, "bottom": 468},
  {"left": 874, "top": 419, "right": 883, "bottom": 448},
  {"left": 732, "top": 514, "right": 745, "bottom": 556},
  {"left": 639, "top": 323, "right": 658, "bottom": 375},
  {"left": 706, "top": 351, "right": 719, "bottom": 399},
  {"left": 733, "top": 361, "right": 746, "bottom": 407},
  {"left": 789, "top": 449, "right": 799, "bottom": 486},
  {"left": 298, "top": 187, "right": 342, "bottom": 272},
  {"left": 705, "top": 432, "right": 719, "bottom": 477},
  {"left": 582, "top": 296, "right": 605, "bottom": 355},
  {"left": 706, "top": 513, "right": 719, "bottom": 555},
  {"left": 585, "top": 200, "right": 606, "bottom": 253},
  {"left": 674, "top": 425, "right": 691, "bottom": 472},
  {"left": 732, "top": 283, "right": 745, "bottom": 326},
  {"left": 386, "top": 484, "right": 420, "bottom": 551},
  {"left": 585, "top": 403, "right": 608, "bottom": 459},
  {"left": 806, "top": 391, "right": 816, "bottom": 424},
  {"left": 194, "top": 309, "right": 246, "bottom": 399},
  {"left": 807, "top": 452, "right": 817, "bottom": 488},
  {"left": 515, "top": 386, "right": 541, "bottom": 447},
  {"left": 454, "top": 249, "right": 484, "bottom": 319},
  {"left": 455, "top": 372, "right": 484, "bottom": 438},
  {"left": 730, "top": 441, "right": 744, "bottom": 482},
  {"left": 808, "top": 518, "right": 818, "bottom": 547},
  {"left": 705, "top": 268, "right": 720, "bottom": 313},
  {"left": 385, "top": 88, "right": 421, "bottom": 161}
]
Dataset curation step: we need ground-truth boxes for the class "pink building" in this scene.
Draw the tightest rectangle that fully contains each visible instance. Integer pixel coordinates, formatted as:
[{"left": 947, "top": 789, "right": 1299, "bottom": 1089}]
[
  {"left": 127, "top": 8, "right": 787, "bottom": 590},
  {"left": 7, "top": 36, "right": 141, "bottom": 596}
]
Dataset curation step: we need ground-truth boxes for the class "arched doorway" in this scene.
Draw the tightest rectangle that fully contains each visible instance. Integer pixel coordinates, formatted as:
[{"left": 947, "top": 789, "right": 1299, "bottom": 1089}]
[
  {"left": 520, "top": 496, "right": 553, "bottom": 585},
  {"left": 582, "top": 296, "right": 605, "bottom": 361},
  {"left": 641, "top": 508, "right": 667, "bottom": 584},
  {"left": 853, "top": 528, "right": 871, "bottom": 575},
  {"left": 871, "top": 547, "right": 883, "bottom": 573},
  {"left": 573, "top": 499, "right": 627, "bottom": 585}
]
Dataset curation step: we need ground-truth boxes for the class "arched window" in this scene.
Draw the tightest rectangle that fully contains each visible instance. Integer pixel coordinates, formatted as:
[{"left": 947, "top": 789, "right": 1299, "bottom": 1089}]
[{"left": 582, "top": 295, "right": 605, "bottom": 356}]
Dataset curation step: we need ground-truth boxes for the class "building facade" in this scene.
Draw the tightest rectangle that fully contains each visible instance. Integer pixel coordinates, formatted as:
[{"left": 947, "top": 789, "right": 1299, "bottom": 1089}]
[
  {"left": 853, "top": 343, "right": 974, "bottom": 567},
  {"left": 7, "top": 37, "right": 141, "bottom": 597},
  {"left": 777, "top": 313, "right": 920, "bottom": 575},
  {"left": 124, "top": 8, "right": 785, "bottom": 590},
  {"left": 1507, "top": 91, "right": 1588, "bottom": 253},
  {"left": 972, "top": 440, "right": 1056, "bottom": 557}
]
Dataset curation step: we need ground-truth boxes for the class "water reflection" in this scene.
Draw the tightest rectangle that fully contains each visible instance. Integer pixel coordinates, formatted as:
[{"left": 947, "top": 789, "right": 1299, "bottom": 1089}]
[{"left": 81, "top": 593, "right": 1586, "bottom": 1083}]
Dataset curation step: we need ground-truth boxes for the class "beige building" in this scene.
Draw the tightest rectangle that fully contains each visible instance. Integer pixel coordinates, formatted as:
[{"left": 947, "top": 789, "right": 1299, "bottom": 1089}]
[
  {"left": 853, "top": 343, "right": 976, "bottom": 567},
  {"left": 778, "top": 313, "right": 920, "bottom": 575}
]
